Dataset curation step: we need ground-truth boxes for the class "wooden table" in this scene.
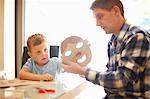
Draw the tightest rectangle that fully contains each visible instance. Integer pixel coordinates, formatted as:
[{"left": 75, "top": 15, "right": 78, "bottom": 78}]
[{"left": 0, "top": 73, "right": 106, "bottom": 99}]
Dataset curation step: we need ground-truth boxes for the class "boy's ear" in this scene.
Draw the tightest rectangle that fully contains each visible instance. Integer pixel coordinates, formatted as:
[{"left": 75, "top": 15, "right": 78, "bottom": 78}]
[{"left": 28, "top": 51, "right": 31, "bottom": 57}]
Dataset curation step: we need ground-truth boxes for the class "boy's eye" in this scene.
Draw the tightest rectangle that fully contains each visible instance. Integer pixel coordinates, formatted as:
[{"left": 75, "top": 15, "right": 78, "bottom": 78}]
[
  {"left": 37, "top": 51, "right": 41, "bottom": 54},
  {"left": 44, "top": 48, "right": 48, "bottom": 52}
]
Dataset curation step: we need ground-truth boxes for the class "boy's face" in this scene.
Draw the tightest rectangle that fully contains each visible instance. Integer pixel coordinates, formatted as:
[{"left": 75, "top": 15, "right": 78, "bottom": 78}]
[
  {"left": 62, "top": 40, "right": 92, "bottom": 67},
  {"left": 28, "top": 42, "right": 49, "bottom": 66}
]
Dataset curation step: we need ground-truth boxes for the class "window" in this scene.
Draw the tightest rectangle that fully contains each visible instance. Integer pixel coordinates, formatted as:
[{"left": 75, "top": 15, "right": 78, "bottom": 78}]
[
  {"left": 4, "top": 0, "right": 15, "bottom": 79},
  {"left": 25, "top": 0, "right": 109, "bottom": 71},
  {"left": 122, "top": 0, "right": 150, "bottom": 31},
  {"left": 25, "top": 0, "right": 150, "bottom": 72}
]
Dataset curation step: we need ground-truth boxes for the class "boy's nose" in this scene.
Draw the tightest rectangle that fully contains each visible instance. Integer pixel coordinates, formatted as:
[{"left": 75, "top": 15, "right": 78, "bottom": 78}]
[{"left": 42, "top": 51, "right": 47, "bottom": 56}]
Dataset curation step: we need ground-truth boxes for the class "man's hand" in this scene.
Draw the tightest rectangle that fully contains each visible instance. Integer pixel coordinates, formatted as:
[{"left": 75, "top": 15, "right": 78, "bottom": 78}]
[{"left": 61, "top": 57, "right": 87, "bottom": 76}]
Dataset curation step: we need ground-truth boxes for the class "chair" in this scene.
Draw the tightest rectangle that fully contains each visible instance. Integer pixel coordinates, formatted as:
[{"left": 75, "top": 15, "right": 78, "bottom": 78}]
[
  {"left": 21, "top": 45, "right": 59, "bottom": 67},
  {"left": 50, "top": 45, "right": 59, "bottom": 58}
]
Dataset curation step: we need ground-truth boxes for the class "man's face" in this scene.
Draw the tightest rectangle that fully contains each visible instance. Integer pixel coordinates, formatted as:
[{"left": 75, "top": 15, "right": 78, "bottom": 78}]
[
  {"left": 62, "top": 40, "right": 92, "bottom": 67},
  {"left": 28, "top": 42, "right": 49, "bottom": 66},
  {"left": 93, "top": 7, "right": 120, "bottom": 34}
]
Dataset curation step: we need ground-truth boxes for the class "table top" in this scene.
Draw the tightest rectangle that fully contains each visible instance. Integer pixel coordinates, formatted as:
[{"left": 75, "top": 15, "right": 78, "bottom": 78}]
[{"left": 0, "top": 73, "right": 106, "bottom": 99}]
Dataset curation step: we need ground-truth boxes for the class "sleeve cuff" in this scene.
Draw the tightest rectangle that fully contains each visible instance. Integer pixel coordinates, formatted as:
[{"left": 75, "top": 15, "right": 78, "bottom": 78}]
[{"left": 85, "top": 68, "right": 100, "bottom": 84}]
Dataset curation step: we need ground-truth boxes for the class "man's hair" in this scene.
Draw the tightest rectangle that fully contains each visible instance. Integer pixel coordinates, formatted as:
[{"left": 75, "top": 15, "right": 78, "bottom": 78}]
[
  {"left": 90, "top": 0, "right": 124, "bottom": 16},
  {"left": 27, "top": 33, "right": 47, "bottom": 52},
  {"left": 61, "top": 36, "right": 83, "bottom": 53}
]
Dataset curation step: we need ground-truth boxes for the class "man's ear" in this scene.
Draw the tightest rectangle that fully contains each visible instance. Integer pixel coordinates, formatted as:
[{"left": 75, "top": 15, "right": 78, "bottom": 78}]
[{"left": 112, "top": 5, "right": 121, "bottom": 15}]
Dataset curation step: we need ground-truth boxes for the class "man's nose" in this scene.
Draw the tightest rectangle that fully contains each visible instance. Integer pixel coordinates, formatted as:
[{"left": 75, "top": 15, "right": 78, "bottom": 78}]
[{"left": 96, "top": 19, "right": 102, "bottom": 26}]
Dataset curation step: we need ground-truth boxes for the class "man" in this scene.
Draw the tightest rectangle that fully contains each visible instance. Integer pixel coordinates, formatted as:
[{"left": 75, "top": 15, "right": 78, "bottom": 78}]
[{"left": 61, "top": 0, "right": 150, "bottom": 98}]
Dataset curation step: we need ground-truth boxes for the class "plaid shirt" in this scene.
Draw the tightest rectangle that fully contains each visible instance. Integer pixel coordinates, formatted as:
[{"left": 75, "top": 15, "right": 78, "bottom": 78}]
[{"left": 85, "top": 21, "right": 150, "bottom": 99}]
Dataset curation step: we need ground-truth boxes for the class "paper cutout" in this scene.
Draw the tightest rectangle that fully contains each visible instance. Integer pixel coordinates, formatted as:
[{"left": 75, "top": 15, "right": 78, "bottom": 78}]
[{"left": 61, "top": 36, "right": 92, "bottom": 67}]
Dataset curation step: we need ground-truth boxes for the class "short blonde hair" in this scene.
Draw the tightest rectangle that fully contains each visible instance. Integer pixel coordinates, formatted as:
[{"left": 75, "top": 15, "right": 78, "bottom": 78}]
[{"left": 27, "top": 33, "right": 47, "bottom": 52}]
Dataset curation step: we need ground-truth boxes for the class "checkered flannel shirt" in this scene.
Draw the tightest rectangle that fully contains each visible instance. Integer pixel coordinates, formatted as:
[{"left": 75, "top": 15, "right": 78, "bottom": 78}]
[{"left": 85, "top": 21, "right": 150, "bottom": 98}]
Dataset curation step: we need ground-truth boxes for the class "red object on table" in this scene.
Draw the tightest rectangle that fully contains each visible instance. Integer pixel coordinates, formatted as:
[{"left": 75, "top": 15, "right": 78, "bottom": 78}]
[
  {"left": 45, "top": 89, "right": 55, "bottom": 93},
  {"left": 38, "top": 89, "right": 46, "bottom": 93},
  {"left": 38, "top": 89, "right": 55, "bottom": 94}
]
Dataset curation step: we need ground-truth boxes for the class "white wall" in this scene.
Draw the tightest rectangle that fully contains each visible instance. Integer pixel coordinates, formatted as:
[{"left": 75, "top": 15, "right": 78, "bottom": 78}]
[{"left": 4, "top": 0, "right": 15, "bottom": 79}]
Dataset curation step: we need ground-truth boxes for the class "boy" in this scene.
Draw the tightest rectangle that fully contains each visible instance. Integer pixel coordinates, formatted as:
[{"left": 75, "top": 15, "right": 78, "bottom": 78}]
[{"left": 19, "top": 33, "right": 62, "bottom": 81}]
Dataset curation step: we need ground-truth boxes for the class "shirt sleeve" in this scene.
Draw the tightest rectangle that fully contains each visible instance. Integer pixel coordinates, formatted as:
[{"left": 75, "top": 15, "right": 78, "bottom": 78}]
[
  {"left": 22, "top": 58, "right": 33, "bottom": 72},
  {"left": 85, "top": 33, "right": 150, "bottom": 89},
  {"left": 51, "top": 57, "right": 64, "bottom": 73}
]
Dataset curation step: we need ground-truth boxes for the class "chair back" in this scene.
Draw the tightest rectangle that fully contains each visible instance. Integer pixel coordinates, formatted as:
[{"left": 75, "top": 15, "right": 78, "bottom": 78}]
[{"left": 50, "top": 45, "right": 59, "bottom": 58}]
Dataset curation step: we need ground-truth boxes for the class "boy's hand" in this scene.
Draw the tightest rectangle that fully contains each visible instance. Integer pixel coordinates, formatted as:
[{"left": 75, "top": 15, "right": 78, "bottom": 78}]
[{"left": 41, "top": 74, "right": 53, "bottom": 81}]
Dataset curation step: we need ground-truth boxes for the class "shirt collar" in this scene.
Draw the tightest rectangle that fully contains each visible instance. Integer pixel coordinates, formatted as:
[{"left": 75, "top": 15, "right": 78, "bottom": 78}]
[{"left": 116, "top": 21, "right": 131, "bottom": 43}]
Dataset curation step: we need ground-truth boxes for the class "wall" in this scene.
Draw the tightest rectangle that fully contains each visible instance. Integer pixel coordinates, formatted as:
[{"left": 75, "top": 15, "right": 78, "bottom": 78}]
[
  {"left": 4, "top": 0, "right": 15, "bottom": 79},
  {"left": 0, "top": 0, "right": 4, "bottom": 70}
]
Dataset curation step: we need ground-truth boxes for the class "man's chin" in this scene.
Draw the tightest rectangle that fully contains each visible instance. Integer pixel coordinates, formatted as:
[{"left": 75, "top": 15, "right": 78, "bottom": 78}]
[
  {"left": 105, "top": 31, "right": 112, "bottom": 34},
  {"left": 103, "top": 29, "right": 109, "bottom": 34},
  {"left": 105, "top": 32, "right": 109, "bottom": 34}
]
